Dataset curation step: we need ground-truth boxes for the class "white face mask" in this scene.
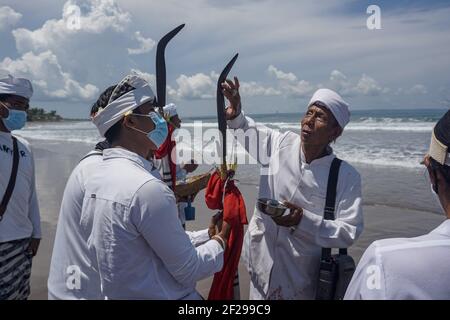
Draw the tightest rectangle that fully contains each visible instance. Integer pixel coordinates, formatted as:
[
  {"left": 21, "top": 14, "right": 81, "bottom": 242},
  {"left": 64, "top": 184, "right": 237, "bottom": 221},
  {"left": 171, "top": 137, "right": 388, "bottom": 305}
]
[{"left": 430, "top": 184, "right": 446, "bottom": 216}]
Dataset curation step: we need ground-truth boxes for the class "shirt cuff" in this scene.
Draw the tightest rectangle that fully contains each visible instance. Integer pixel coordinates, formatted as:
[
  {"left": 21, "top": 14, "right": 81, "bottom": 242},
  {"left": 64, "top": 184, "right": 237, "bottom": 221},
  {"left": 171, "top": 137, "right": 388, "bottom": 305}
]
[
  {"left": 226, "top": 111, "right": 246, "bottom": 129},
  {"left": 31, "top": 231, "right": 42, "bottom": 239},
  {"left": 195, "top": 229, "right": 211, "bottom": 243},
  {"left": 31, "top": 219, "right": 42, "bottom": 239}
]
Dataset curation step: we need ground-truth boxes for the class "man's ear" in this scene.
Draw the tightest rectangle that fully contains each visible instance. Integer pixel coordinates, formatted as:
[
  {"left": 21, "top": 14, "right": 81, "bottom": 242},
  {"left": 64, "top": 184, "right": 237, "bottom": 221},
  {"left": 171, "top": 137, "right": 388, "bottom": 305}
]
[
  {"left": 330, "top": 126, "right": 343, "bottom": 143},
  {"left": 122, "top": 114, "right": 136, "bottom": 129}
]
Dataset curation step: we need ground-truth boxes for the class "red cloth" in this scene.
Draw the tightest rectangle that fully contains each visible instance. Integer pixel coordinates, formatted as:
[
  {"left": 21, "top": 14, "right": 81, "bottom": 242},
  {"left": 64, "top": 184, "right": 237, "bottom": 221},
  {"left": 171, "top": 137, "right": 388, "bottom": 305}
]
[
  {"left": 154, "top": 125, "right": 177, "bottom": 189},
  {"left": 205, "top": 171, "right": 247, "bottom": 300}
]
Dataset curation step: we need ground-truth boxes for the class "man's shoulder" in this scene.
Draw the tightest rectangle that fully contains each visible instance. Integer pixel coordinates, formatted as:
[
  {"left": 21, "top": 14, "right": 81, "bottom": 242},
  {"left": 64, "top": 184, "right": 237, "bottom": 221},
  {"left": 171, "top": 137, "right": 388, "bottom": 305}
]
[
  {"left": 337, "top": 159, "right": 361, "bottom": 181},
  {"left": 371, "top": 231, "right": 449, "bottom": 254},
  {"left": 71, "top": 150, "right": 104, "bottom": 178},
  {"left": 12, "top": 134, "right": 32, "bottom": 153},
  {"left": 110, "top": 160, "right": 168, "bottom": 194},
  {"left": 136, "top": 174, "right": 172, "bottom": 196},
  {"left": 279, "top": 130, "right": 300, "bottom": 147},
  {"left": 81, "top": 163, "right": 166, "bottom": 210}
]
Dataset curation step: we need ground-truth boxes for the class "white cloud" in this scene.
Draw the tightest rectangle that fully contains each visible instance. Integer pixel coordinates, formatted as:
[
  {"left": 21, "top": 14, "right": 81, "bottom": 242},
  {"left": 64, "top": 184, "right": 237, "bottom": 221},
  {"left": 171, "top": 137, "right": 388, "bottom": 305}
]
[
  {"left": 4, "top": 0, "right": 156, "bottom": 102},
  {"left": 267, "top": 65, "right": 315, "bottom": 98},
  {"left": 240, "top": 81, "right": 281, "bottom": 97},
  {"left": 62, "top": 0, "right": 131, "bottom": 33},
  {"left": 265, "top": 67, "right": 392, "bottom": 99},
  {"left": 0, "top": 6, "right": 22, "bottom": 31},
  {"left": 0, "top": 51, "right": 99, "bottom": 101},
  {"left": 354, "top": 74, "right": 387, "bottom": 96},
  {"left": 13, "top": 0, "right": 132, "bottom": 54},
  {"left": 171, "top": 73, "right": 215, "bottom": 100},
  {"left": 130, "top": 68, "right": 155, "bottom": 88},
  {"left": 127, "top": 31, "right": 156, "bottom": 55},
  {"left": 329, "top": 70, "right": 390, "bottom": 97},
  {"left": 396, "top": 84, "right": 428, "bottom": 96},
  {"left": 168, "top": 71, "right": 281, "bottom": 100},
  {"left": 329, "top": 70, "right": 351, "bottom": 93},
  {"left": 267, "top": 65, "right": 297, "bottom": 82},
  {"left": 406, "top": 84, "right": 428, "bottom": 95}
]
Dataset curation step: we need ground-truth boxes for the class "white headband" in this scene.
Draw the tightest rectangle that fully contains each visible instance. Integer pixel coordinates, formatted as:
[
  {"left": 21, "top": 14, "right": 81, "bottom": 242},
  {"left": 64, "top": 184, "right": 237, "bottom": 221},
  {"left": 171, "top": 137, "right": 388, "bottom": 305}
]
[
  {"left": 308, "top": 88, "right": 350, "bottom": 129},
  {"left": 0, "top": 74, "right": 33, "bottom": 100},
  {"left": 92, "top": 74, "right": 155, "bottom": 137},
  {"left": 429, "top": 130, "right": 450, "bottom": 166}
]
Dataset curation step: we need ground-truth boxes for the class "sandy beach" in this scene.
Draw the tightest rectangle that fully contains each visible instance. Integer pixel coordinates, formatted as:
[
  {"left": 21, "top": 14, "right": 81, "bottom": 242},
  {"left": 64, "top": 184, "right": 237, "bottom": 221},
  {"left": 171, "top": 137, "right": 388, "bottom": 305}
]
[{"left": 27, "top": 138, "right": 446, "bottom": 300}]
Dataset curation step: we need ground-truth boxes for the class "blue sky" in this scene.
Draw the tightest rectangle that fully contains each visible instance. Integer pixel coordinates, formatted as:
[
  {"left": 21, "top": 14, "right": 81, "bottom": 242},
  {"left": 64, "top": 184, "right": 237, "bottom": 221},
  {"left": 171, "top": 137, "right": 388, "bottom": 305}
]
[{"left": 0, "top": 0, "right": 449, "bottom": 119}]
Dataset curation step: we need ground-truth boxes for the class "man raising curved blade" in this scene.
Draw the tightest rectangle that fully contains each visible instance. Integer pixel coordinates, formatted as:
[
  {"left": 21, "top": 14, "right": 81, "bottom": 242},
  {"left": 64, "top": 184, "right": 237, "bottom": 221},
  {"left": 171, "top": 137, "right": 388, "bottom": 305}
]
[{"left": 222, "top": 77, "right": 363, "bottom": 300}]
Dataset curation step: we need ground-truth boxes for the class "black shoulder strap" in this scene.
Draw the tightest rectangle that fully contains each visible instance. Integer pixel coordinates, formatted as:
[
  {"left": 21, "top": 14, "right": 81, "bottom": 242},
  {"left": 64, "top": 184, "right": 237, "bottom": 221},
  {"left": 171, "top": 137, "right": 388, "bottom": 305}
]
[
  {"left": 324, "top": 158, "right": 342, "bottom": 220},
  {"left": 321, "top": 157, "right": 346, "bottom": 258},
  {"left": 0, "top": 136, "right": 20, "bottom": 221}
]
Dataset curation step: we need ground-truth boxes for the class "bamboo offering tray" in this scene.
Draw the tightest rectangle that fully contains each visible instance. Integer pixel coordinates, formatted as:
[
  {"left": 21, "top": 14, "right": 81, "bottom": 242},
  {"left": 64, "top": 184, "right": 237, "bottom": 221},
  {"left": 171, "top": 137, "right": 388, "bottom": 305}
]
[{"left": 175, "top": 172, "right": 211, "bottom": 198}]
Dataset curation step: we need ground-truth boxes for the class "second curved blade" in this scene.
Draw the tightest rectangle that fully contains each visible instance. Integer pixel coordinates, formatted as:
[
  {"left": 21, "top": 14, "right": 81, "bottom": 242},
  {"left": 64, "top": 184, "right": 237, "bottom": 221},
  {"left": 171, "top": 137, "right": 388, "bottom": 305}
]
[
  {"left": 216, "top": 53, "right": 239, "bottom": 165},
  {"left": 156, "top": 24, "right": 185, "bottom": 109}
]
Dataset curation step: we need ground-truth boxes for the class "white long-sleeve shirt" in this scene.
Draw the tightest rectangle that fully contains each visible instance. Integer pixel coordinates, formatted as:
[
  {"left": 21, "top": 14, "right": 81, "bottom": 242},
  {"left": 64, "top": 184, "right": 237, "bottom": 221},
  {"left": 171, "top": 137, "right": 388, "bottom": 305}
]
[
  {"left": 48, "top": 148, "right": 222, "bottom": 300},
  {"left": 0, "top": 131, "right": 41, "bottom": 242},
  {"left": 344, "top": 219, "right": 450, "bottom": 300},
  {"left": 228, "top": 112, "right": 364, "bottom": 300}
]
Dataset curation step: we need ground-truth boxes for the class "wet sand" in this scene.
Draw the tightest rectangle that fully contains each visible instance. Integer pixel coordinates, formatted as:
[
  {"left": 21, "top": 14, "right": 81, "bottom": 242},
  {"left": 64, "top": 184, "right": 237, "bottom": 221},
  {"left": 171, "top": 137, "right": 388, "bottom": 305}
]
[{"left": 26, "top": 140, "right": 446, "bottom": 299}]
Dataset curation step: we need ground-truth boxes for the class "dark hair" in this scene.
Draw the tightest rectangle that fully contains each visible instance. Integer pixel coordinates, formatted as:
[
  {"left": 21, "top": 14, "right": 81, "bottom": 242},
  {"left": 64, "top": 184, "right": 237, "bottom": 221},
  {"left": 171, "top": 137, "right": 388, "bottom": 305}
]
[
  {"left": 90, "top": 82, "right": 139, "bottom": 144},
  {"left": 430, "top": 110, "right": 450, "bottom": 188},
  {"left": 429, "top": 158, "right": 450, "bottom": 191},
  {"left": 0, "top": 94, "right": 12, "bottom": 102}
]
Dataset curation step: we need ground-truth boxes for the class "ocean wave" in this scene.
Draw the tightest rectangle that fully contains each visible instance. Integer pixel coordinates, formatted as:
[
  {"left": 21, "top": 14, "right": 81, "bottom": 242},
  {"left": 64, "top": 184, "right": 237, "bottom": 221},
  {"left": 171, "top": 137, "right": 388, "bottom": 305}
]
[
  {"left": 18, "top": 133, "right": 99, "bottom": 145},
  {"left": 338, "top": 156, "right": 422, "bottom": 169},
  {"left": 14, "top": 120, "right": 429, "bottom": 170},
  {"left": 257, "top": 119, "right": 433, "bottom": 132},
  {"left": 345, "top": 123, "right": 433, "bottom": 132}
]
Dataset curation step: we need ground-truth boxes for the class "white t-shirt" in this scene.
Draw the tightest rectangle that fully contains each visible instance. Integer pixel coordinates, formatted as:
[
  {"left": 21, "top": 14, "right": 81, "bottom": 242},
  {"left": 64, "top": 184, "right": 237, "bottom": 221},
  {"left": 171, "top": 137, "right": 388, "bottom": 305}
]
[{"left": 0, "top": 131, "right": 41, "bottom": 242}]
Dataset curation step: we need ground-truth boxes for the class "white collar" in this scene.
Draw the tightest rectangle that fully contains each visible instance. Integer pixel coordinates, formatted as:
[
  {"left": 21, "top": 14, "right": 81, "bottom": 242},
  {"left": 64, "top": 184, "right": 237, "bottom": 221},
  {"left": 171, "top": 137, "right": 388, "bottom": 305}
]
[
  {"left": 430, "top": 219, "right": 450, "bottom": 237},
  {"left": 300, "top": 143, "right": 335, "bottom": 167},
  {"left": 102, "top": 147, "right": 154, "bottom": 172}
]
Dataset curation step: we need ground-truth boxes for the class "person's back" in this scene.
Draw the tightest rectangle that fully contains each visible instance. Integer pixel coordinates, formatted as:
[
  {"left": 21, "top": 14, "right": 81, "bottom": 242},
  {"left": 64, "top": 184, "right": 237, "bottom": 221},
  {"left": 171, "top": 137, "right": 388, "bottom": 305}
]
[
  {"left": 345, "top": 109, "right": 450, "bottom": 300},
  {"left": 85, "top": 148, "right": 220, "bottom": 299},
  {"left": 344, "top": 220, "right": 450, "bottom": 299},
  {"left": 48, "top": 151, "right": 103, "bottom": 300},
  {"left": 82, "top": 148, "right": 192, "bottom": 299}
]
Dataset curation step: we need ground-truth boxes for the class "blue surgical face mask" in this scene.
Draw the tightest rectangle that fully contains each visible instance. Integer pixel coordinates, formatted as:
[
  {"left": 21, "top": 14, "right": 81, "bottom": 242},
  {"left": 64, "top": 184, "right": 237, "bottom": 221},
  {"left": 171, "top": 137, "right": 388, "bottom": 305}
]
[
  {"left": 0, "top": 102, "right": 27, "bottom": 131},
  {"left": 130, "top": 111, "right": 168, "bottom": 149}
]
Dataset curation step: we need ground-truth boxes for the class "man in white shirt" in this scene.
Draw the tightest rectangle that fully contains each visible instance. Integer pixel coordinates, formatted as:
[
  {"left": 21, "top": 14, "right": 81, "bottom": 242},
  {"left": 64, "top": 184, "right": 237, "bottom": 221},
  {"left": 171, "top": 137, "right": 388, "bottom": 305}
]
[
  {"left": 344, "top": 111, "right": 450, "bottom": 300},
  {"left": 48, "top": 74, "right": 230, "bottom": 300},
  {"left": 0, "top": 75, "right": 41, "bottom": 300},
  {"left": 221, "top": 77, "right": 363, "bottom": 299}
]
